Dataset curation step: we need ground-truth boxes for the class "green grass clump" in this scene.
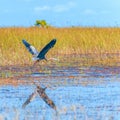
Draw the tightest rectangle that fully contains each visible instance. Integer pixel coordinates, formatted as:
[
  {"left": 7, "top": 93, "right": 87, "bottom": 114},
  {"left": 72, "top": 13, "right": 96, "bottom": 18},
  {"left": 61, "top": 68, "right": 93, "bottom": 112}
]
[{"left": 0, "top": 27, "right": 120, "bottom": 66}]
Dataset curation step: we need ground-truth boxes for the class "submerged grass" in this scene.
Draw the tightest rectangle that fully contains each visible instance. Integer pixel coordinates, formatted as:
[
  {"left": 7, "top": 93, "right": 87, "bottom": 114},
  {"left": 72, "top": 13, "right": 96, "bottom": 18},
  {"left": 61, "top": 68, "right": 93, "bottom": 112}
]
[{"left": 0, "top": 27, "right": 120, "bottom": 66}]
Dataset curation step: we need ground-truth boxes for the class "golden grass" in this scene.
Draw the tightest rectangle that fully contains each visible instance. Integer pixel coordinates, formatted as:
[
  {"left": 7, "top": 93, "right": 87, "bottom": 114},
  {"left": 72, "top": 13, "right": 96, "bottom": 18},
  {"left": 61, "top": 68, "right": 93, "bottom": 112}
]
[{"left": 0, "top": 27, "right": 120, "bottom": 66}]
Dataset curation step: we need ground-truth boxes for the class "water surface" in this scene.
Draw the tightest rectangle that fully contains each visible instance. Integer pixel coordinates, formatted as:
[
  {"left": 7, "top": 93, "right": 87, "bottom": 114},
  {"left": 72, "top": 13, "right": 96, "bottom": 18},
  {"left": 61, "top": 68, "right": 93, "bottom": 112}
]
[{"left": 0, "top": 66, "right": 120, "bottom": 120}]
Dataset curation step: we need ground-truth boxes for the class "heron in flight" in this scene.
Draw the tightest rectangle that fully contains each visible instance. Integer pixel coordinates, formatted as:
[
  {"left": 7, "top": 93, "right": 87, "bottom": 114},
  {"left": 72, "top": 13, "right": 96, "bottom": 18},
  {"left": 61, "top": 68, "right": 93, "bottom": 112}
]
[
  {"left": 22, "top": 39, "right": 57, "bottom": 65},
  {"left": 22, "top": 85, "right": 56, "bottom": 110}
]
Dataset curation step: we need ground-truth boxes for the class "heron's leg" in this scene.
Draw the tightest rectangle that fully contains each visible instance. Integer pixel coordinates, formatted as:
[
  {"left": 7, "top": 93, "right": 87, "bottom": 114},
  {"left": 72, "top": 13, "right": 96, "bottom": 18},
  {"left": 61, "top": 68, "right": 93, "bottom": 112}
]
[{"left": 33, "top": 60, "right": 38, "bottom": 66}]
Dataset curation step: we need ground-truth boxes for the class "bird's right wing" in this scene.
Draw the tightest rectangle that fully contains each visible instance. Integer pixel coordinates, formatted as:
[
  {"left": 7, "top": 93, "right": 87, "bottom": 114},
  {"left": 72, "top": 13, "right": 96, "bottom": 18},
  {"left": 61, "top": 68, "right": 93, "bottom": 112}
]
[
  {"left": 22, "top": 39, "right": 38, "bottom": 56},
  {"left": 37, "top": 39, "right": 56, "bottom": 59},
  {"left": 22, "top": 91, "right": 37, "bottom": 109}
]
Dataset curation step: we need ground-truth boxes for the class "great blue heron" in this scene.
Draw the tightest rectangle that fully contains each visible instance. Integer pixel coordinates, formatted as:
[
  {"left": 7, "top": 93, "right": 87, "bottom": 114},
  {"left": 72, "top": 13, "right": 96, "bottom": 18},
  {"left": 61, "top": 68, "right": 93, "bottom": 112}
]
[
  {"left": 22, "top": 39, "right": 57, "bottom": 65},
  {"left": 22, "top": 85, "right": 56, "bottom": 110}
]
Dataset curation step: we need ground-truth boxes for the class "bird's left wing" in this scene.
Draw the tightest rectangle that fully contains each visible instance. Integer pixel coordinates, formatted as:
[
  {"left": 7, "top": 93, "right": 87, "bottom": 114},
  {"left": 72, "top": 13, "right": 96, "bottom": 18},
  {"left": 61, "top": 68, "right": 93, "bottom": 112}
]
[
  {"left": 22, "top": 91, "right": 37, "bottom": 109},
  {"left": 22, "top": 39, "right": 38, "bottom": 56}
]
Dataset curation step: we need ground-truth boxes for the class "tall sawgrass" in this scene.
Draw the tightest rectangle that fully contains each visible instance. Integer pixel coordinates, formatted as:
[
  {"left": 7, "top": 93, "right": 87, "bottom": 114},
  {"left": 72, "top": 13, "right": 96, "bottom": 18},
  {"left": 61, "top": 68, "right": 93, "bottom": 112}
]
[{"left": 0, "top": 27, "right": 120, "bottom": 66}]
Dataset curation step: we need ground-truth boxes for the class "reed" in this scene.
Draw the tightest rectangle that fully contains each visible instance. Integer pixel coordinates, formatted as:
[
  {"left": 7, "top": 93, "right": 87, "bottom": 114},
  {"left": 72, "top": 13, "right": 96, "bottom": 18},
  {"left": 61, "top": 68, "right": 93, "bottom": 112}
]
[{"left": 0, "top": 27, "right": 120, "bottom": 66}]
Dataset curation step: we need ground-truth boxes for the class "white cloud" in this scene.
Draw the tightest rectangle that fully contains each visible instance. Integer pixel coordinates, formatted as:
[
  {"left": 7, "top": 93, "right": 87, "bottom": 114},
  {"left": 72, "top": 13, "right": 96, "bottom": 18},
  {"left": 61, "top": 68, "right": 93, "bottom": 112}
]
[
  {"left": 100, "top": 10, "right": 110, "bottom": 14},
  {"left": 83, "top": 9, "right": 110, "bottom": 16},
  {"left": 54, "top": 5, "right": 69, "bottom": 12},
  {"left": 84, "top": 9, "right": 96, "bottom": 15},
  {"left": 17, "top": 0, "right": 33, "bottom": 2},
  {"left": 34, "top": 6, "right": 50, "bottom": 12},
  {"left": 54, "top": 1, "right": 76, "bottom": 12},
  {"left": 68, "top": 1, "right": 76, "bottom": 7},
  {"left": 3, "top": 9, "right": 9, "bottom": 13},
  {"left": 34, "top": 1, "right": 76, "bottom": 13},
  {"left": 24, "top": 0, "right": 32, "bottom": 1},
  {"left": 2, "top": 9, "right": 12, "bottom": 13}
]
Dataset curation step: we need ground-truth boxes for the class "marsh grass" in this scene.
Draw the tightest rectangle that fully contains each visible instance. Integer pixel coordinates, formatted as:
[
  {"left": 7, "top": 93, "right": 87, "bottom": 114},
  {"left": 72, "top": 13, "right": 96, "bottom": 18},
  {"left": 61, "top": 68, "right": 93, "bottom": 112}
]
[{"left": 0, "top": 27, "right": 120, "bottom": 66}]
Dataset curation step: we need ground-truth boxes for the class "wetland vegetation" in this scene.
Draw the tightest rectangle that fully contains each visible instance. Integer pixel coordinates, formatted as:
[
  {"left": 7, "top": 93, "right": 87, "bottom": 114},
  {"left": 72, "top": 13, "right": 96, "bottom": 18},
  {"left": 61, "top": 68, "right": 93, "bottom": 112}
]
[
  {"left": 0, "top": 27, "right": 120, "bottom": 66},
  {"left": 0, "top": 27, "right": 120, "bottom": 120}
]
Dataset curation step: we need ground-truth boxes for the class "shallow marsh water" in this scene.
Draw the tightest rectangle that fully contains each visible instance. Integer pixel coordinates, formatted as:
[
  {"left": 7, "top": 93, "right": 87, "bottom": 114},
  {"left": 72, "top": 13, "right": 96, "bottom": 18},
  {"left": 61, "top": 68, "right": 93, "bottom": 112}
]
[{"left": 0, "top": 64, "right": 120, "bottom": 120}]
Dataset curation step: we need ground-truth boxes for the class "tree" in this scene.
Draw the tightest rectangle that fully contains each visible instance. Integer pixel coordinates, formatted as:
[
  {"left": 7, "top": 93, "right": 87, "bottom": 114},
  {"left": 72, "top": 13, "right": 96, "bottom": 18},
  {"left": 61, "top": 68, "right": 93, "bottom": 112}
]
[{"left": 34, "top": 20, "right": 49, "bottom": 28}]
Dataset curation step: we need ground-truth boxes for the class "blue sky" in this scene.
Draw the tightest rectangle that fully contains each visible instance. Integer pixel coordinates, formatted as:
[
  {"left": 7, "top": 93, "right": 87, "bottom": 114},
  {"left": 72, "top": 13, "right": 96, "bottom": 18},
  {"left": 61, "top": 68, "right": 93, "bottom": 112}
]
[{"left": 0, "top": 0, "right": 120, "bottom": 27}]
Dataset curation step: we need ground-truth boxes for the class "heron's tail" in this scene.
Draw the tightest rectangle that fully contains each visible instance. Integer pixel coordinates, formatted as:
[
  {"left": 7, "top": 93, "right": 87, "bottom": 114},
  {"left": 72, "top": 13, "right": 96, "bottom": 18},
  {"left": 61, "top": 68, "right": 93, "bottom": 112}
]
[{"left": 32, "top": 57, "right": 39, "bottom": 61}]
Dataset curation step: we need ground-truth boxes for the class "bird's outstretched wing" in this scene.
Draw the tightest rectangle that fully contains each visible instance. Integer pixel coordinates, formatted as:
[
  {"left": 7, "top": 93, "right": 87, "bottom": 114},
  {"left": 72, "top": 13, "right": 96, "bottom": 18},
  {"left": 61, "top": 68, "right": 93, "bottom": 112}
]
[
  {"left": 22, "top": 91, "right": 37, "bottom": 109},
  {"left": 22, "top": 39, "right": 38, "bottom": 56},
  {"left": 37, "top": 86, "right": 56, "bottom": 110},
  {"left": 37, "top": 39, "right": 56, "bottom": 59}
]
